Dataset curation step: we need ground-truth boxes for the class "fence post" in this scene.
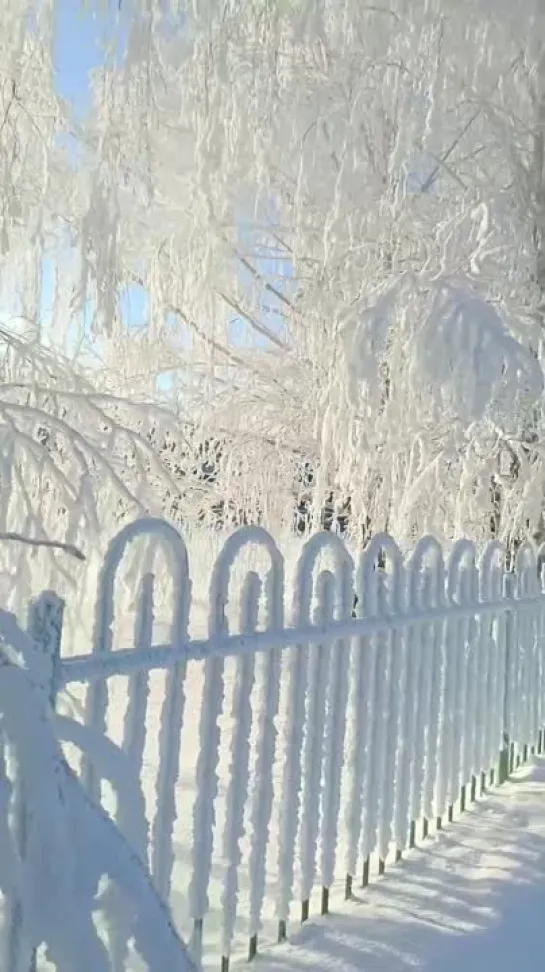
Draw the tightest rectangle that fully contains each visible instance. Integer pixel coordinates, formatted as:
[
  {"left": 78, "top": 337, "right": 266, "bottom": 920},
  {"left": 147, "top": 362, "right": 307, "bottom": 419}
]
[
  {"left": 28, "top": 590, "right": 65, "bottom": 708},
  {"left": 7, "top": 591, "right": 65, "bottom": 972},
  {"left": 499, "top": 573, "right": 513, "bottom": 785}
]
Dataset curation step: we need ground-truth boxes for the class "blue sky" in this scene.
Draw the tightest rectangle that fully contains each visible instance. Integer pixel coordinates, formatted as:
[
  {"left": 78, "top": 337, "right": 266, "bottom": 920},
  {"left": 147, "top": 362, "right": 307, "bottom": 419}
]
[
  {"left": 54, "top": 0, "right": 125, "bottom": 111},
  {"left": 54, "top": 2, "right": 97, "bottom": 106}
]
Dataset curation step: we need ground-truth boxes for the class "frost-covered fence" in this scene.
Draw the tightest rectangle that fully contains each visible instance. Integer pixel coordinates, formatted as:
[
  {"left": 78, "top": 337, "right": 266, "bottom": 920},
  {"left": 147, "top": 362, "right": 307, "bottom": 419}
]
[{"left": 45, "top": 519, "right": 545, "bottom": 970}]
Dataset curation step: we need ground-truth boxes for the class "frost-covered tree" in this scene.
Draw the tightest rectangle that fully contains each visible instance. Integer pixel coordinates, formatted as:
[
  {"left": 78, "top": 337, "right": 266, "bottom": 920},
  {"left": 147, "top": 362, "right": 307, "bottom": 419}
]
[
  {"left": 0, "top": 0, "right": 195, "bottom": 558},
  {"left": 4, "top": 0, "right": 545, "bottom": 545},
  {"left": 58, "top": 0, "right": 545, "bottom": 543}
]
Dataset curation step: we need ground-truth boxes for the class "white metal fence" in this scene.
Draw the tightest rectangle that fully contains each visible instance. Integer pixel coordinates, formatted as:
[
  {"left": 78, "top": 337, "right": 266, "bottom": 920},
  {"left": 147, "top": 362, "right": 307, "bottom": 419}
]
[{"left": 19, "top": 518, "right": 545, "bottom": 969}]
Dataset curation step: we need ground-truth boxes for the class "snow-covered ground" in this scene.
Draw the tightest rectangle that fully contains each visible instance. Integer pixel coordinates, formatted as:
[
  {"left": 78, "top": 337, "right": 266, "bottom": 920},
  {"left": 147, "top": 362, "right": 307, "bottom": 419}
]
[{"left": 255, "top": 757, "right": 545, "bottom": 972}]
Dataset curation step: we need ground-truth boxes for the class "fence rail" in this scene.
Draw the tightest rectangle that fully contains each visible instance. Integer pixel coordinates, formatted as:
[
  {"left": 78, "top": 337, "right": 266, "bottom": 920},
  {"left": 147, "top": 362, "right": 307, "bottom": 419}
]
[
  {"left": 58, "top": 591, "right": 545, "bottom": 683},
  {"left": 14, "top": 518, "right": 545, "bottom": 969}
]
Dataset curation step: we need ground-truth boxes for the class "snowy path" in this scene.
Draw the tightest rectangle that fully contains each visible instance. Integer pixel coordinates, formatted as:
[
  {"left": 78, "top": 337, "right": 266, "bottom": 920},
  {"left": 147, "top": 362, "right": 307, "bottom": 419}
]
[{"left": 255, "top": 758, "right": 545, "bottom": 972}]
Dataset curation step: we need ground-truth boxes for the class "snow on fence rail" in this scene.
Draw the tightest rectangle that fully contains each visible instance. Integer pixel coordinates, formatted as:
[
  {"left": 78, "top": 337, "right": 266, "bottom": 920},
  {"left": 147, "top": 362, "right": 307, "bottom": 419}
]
[{"left": 21, "top": 518, "right": 545, "bottom": 969}]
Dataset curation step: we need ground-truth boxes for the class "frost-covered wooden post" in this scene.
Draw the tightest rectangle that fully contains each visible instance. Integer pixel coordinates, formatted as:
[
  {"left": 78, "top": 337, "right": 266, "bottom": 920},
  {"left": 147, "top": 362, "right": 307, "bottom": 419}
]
[{"left": 8, "top": 590, "right": 64, "bottom": 972}]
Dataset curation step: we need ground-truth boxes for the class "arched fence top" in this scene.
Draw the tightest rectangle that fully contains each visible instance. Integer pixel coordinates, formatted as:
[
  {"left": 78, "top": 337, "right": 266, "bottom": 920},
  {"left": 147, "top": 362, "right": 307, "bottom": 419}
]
[
  {"left": 479, "top": 541, "right": 505, "bottom": 602},
  {"left": 81, "top": 517, "right": 545, "bottom": 670},
  {"left": 514, "top": 541, "right": 537, "bottom": 572},
  {"left": 358, "top": 533, "right": 404, "bottom": 612},
  {"left": 360, "top": 532, "right": 404, "bottom": 571},
  {"left": 208, "top": 525, "right": 284, "bottom": 635},
  {"left": 408, "top": 535, "right": 445, "bottom": 606},
  {"left": 293, "top": 531, "right": 354, "bottom": 622},
  {"left": 447, "top": 539, "right": 478, "bottom": 604},
  {"left": 514, "top": 541, "right": 538, "bottom": 597},
  {"left": 93, "top": 517, "right": 191, "bottom": 656}
]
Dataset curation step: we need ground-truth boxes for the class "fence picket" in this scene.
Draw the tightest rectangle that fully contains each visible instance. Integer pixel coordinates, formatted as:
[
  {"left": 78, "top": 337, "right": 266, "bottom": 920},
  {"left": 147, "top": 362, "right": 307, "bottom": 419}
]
[
  {"left": 112, "top": 572, "right": 154, "bottom": 971},
  {"left": 377, "top": 564, "right": 405, "bottom": 867},
  {"left": 319, "top": 556, "right": 353, "bottom": 912},
  {"left": 299, "top": 571, "right": 334, "bottom": 921},
  {"left": 247, "top": 562, "right": 283, "bottom": 960},
  {"left": 344, "top": 564, "right": 375, "bottom": 895},
  {"left": 220, "top": 573, "right": 259, "bottom": 970}
]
